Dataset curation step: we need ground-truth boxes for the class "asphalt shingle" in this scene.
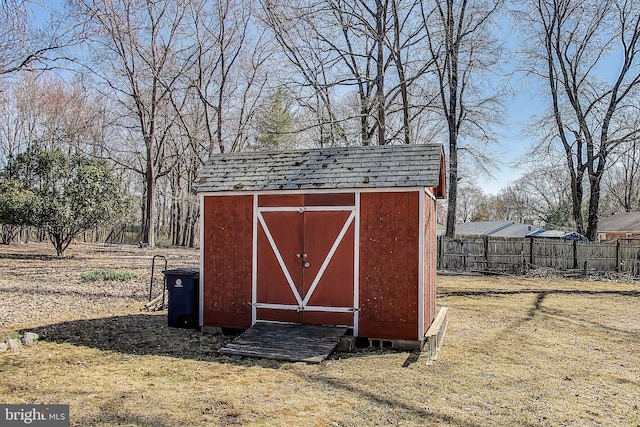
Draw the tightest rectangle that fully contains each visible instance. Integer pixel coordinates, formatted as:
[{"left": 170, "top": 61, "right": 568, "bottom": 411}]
[{"left": 193, "top": 144, "right": 444, "bottom": 193}]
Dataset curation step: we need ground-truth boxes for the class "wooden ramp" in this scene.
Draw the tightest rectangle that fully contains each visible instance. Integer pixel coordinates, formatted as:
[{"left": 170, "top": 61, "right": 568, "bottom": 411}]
[{"left": 219, "top": 321, "right": 347, "bottom": 363}]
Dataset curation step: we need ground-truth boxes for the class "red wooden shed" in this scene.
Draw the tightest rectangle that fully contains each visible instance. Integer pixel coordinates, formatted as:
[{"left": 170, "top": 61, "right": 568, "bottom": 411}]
[{"left": 193, "top": 144, "right": 446, "bottom": 346}]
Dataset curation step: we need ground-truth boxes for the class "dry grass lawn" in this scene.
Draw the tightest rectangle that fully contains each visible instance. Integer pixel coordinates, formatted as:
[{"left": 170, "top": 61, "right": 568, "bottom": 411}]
[{"left": 0, "top": 242, "right": 639, "bottom": 426}]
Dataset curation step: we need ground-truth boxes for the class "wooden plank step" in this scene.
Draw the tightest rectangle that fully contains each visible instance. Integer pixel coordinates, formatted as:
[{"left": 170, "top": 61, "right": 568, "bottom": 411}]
[{"left": 219, "top": 321, "right": 347, "bottom": 363}]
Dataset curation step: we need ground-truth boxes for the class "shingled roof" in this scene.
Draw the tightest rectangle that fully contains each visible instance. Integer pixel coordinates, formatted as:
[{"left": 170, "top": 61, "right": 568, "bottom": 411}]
[
  {"left": 599, "top": 212, "right": 640, "bottom": 233},
  {"left": 193, "top": 144, "right": 445, "bottom": 194}
]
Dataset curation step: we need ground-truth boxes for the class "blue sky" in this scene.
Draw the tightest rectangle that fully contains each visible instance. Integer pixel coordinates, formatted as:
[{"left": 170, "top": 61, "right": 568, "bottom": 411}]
[
  {"left": 479, "top": 9, "right": 549, "bottom": 195},
  {"left": 482, "top": 86, "right": 547, "bottom": 195},
  {"left": 480, "top": 5, "right": 629, "bottom": 195}
]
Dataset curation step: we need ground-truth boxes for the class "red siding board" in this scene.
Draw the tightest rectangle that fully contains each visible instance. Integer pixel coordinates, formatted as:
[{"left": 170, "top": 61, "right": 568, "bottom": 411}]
[
  {"left": 202, "top": 196, "right": 253, "bottom": 329},
  {"left": 237, "top": 197, "right": 253, "bottom": 315},
  {"left": 379, "top": 193, "right": 396, "bottom": 324},
  {"left": 360, "top": 193, "right": 382, "bottom": 322},
  {"left": 407, "top": 192, "right": 420, "bottom": 324},
  {"left": 359, "top": 191, "right": 421, "bottom": 341},
  {"left": 223, "top": 197, "right": 235, "bottom": 312},
  {"left": 358, "top": 321, "right": 418, "bottom": 342},
  {"left": 431, "top": 195, "right": 437, "bottom": 321},
  {"left": 259, "top": 194, "right": 304, "bottom": 207},
  {"left": 304, "top": 193, "right": 355, "bottom": 206},
  {"left": 210, "top": 197, "right": 224, "bottom": 307},
  {"left": 243, "top": 197, "right": 253, "bottom": 306},
  {"left": 394, "top": 192, "right": 409, "bottom": 323}
]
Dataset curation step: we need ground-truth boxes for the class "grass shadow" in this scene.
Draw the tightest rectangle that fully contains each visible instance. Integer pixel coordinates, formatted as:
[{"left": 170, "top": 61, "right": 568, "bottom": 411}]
[
  {"left": 0, "top": 285, "right": 144, "bottom": 300},
  {"left": 298, "top": 373, "right": 524, "bottom": 427},
  {"left": 439, "top": 288, "right": 640, "bottom": 337},
  {"left": 327, "top": 346, "right": 418, "bottom": 365},
  {"left": 30, "top": 314, "right": 232, "bottom": 362},
  {"left": 31, "top": 314, "right": 426, "bottom": 368},
  {"left": 0, "top": 252, "right": 68, "bottom": 260},
  {"left": 28, "top": 314, "right": 295, "bottom": 369}
]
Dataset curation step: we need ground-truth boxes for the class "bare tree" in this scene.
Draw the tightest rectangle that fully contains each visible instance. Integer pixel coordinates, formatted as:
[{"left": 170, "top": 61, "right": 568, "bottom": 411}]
[
  {"left": 182, "top": 0, "right": 270, "bottom": 155},
  {"left": 421, "top": 0, "right": 504, "bottom": 238},
  {"left": 492, "top": 186, "right": 530, "bottom": 223},
  {"left": 601, "top": 133, "right": 640, "bottom": 214},
  {"left": 1, "top": 1, "right": 80, "bottom": 75},
  {"left": 505, "top": 164, "right": 573, "bottom": 228},
  {"left": 0, "top": 74, "right": 104, "bottom": 162},
  {"left": 71, "top": 0, "right": 193, "bottom": 247},
  {"left": 260, "top": 0, "right": 375, "bottom": 144},
  {"left": 456, "top": 182, "right": 488, "bottom": 222},
  {"left": 160, "top": 0, "right": 272, "bottom": 246},
  {"left": 517, "top": 0, "right": 640, "bottom": 240},
  {"left": 261, "top": 0, "right": 437, "bottom": 146}
]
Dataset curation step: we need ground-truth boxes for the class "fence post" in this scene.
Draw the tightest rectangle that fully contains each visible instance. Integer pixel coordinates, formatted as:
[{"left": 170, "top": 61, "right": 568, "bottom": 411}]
[
  {"left": 529, "top": 238, "right": 534, "bottom": 266},
  {"left": 616, "top": 240, "right": 620, "bottom": 272},
  {"left": 483, "top": 236, "right": 489, "bottom": 269},
  {"left": 463, "top": 242, "right": 467, "bottom": 270},
  {"left": 573, "top": 240, "right": 578, "bottom": 269}
]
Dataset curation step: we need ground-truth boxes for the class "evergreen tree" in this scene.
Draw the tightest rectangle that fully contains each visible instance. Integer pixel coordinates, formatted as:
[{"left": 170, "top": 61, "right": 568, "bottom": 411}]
[{"left": 254, "top": 88, "right": 295, "bottom": 151}]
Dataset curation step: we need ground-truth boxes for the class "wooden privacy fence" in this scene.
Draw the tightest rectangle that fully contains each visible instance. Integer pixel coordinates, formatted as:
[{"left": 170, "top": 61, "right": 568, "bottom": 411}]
[{"left": 438, "top": 237, "right": 640, "bottom": 273}]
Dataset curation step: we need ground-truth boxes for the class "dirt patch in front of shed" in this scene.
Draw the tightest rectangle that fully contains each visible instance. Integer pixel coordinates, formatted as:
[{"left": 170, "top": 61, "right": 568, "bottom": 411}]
[{"left": 1, "top": 243, "right": 639, "bottom": 426}]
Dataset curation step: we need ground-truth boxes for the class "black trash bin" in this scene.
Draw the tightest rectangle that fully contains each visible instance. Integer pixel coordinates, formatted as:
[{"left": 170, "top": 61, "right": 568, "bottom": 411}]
[{"left": 164, "top": 267, "right": 199, "bottom": 328}]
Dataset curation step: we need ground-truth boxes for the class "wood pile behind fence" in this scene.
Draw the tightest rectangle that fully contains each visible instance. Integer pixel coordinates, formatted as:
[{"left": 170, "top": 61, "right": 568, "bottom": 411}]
[{"left": 438, "top": 237, "right": 640, "bottom": 273}]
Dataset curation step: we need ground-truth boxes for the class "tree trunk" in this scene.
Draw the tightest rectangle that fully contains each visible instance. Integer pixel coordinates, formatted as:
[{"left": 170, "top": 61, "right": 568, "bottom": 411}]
[
  {"left": 445, "top": 133, "right": 458, "bottom": 237},
  {"left": 175, "top": 200, "right": 183, "bottom": 246},
  {"left": 391, "top": 0, "right": 410, "bottom": 145},
  {"left": 572, "top": 169, "right": 585, "bottom": 236},
  {"left": 144, "top": 150, "right": 156, "bottom": 248},
  {"left": 360, "top": 101, "right": 370, "bottom": 145},
  {"left": 49, "top": 231, "right": 65, "bottom": 257},
  {"left": 189, "top": 209, "right": 198, "bottom": 248},
  {"left": 375, "top": 0, "right": 386, "bottom": 146},
  {"left": 182, "top": 201, "right": 191, "bottom": 247},
  {"left": 586, "top": 175, "right": 601, "bottom": 241}
]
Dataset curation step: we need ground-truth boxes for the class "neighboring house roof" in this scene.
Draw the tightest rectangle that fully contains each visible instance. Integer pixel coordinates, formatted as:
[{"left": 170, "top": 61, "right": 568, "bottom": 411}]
[
  {"left": 491, "top": 222, "right": 540, "bottom": 238},
  {"left": 455, "top": 221, "right": 516, "bottom": 237},
  {"left": 598, "top": 212, "right": 640, "bottom": 233},
  {"left": 193, "top": 144, "right": 446, "bottom": 195},
  {"left": 527, "top": 229, "right": 587, "bottom": 241},
  {"left": 456, "top": 221, "right": 541, "bottom": 238}
]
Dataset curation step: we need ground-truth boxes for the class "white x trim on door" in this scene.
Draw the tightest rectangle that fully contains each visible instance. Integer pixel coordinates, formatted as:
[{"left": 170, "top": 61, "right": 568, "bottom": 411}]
[{"left": 253, "top": 205, "right": 356, "bottom": 314}]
